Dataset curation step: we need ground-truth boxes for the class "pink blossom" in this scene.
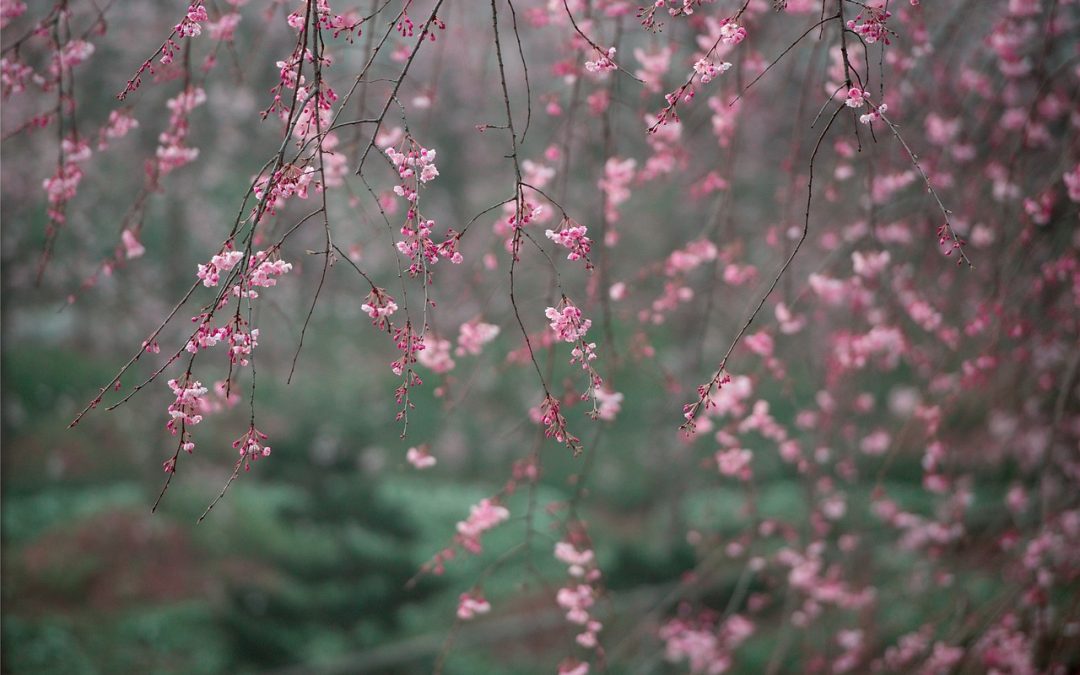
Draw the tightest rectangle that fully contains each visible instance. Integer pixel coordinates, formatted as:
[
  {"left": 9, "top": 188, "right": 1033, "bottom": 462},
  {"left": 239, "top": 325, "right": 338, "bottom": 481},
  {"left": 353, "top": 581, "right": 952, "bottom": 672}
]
[
  {"left": 456, "top": 592, "right": 491, "bottom": 620},
  {"left": 775, "top": 302, "right": 806, "bottom": 334},
  {"left": 406, "top": 446, "right": 437, "bottom": 469},
  {"left": 556, "top": 584, "right": 594, "bottom": 624},
  {"left": 557, "top": 661, "right": 589, "bottom": 675},
  {"left": 196, "top": 249, "right": 244, "bottom": 287},
  {"left": 546, "top": 304, "right": 592, "bottom": 344},
  {"left": 845, "top": 87, "right": 871, "bottom": 108},
  {"left": 634, "top": 45, "right": 674, "bottom": 93},
  {"left": 584, "top": 47, "right": 617, "bottom": 74},
  {"left": 121, "top": 230, "right": 145, "bottom": 259},
  {"left": 456, "top": 320, "right": 500, "bottom": 356},
  {"left": 555, "top": 541, "right": 595, "bottom": 576},
  {"left": 0, "top": 0, "right": 26, "bottom": 29},
  {"left": 846, "top": 4, "right": 892, "bottom": 44},
  {"left": 361, "top": 288, "right": 399, "bottom": 330},
  {"left": 852, "top": 250, "right": 891, "bottom": 277},
  {"left": 718, "top": 21, "right": 747, "bottom": 46},
  {"left": 177, "top": 4, "right": 209, "bottom": 38},
  {"left": 594, "top": 388, "right": 623, "bottom": 421},
  {"left": 1063, "top": 164, "right": 1080, "bottom": 202},
  {"left": 456, "top": 498, "right": 510, "bottom": 554},
  {"left": 693, "top": 58, "right": 732, "bottom": 85},
  {"left": 208, "top": 12, "right": 242, "bottom": 41},
  {"left": 545, "top": 223, "right": 593, "bottom": 268},
  {"left": 859, "top": 104, "right": 888, "bottom": 126},
  {"left": 716, "top": 448, "right": 752, "bottom": 478},
  {"left": 859, "top": 429, "right": 894, "bottom": 455},
  {"left": 417, "top": 336, "right": 455, "bottom": 373}
]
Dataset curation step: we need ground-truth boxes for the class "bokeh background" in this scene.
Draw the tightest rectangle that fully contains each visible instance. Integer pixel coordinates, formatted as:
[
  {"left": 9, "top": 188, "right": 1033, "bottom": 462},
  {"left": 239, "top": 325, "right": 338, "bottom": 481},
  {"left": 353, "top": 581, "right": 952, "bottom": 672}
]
[{"left": 4, "top": 1, "right": 1079, "bottom": 673}]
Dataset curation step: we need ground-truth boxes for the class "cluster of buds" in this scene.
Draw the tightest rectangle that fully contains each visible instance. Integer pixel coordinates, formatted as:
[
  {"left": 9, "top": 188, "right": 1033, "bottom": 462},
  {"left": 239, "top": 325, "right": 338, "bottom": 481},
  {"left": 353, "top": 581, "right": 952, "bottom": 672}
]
[
  {"left": 361, "top": 287, "right": 399, "bottom": 331},
  {"left": 233, "top": 425, "right": 271, "bottom": 472},
  {"left": 846, "top": 5, "right": 893, "bottom": 45},
  {"left": 540, "top": 394, "right": 582, "bottom": 454}
]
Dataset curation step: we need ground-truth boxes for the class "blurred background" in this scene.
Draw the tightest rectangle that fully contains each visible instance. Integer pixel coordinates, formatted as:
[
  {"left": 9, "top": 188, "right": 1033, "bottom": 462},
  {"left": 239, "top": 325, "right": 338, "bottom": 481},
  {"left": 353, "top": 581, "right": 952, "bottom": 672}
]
[{"left": 3, "top": 0, "right": 1079, "bottom": 673}]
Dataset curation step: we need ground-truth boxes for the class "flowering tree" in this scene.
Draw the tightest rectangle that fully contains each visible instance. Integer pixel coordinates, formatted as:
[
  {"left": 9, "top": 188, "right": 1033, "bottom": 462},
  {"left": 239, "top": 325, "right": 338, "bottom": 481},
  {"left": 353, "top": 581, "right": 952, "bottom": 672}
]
[{"left": 3, "top": 0, "right": 1079, "bottom": 672}]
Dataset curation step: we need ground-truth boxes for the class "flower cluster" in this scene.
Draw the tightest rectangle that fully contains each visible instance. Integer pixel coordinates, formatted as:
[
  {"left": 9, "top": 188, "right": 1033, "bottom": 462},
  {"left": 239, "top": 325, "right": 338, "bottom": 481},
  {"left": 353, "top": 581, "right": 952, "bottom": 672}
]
[
  {"left": 163, "top": 376, "right": 208, "bottom": 470},
  {"left": 287, "top": 0, "right": 363, "bottom": 40},
  {"left": 455, "top": 498, "right": 510, "bottom": 554},
  {"left": 650, "top": 19, "right": 747, "bottom": 131},
  {"left": 846, "top": 3, "right": 893, "bottom": 45},
  {"left": 166, "top": 377, "right": 208, "bottom": 432},
  {"left": 196, "top": 246, "right": 293, "bottom": 299},
  {"left": 545, "top": 220, "right": 593, "bottom": 269},
  {"left": 395, "top": 219, "right": 463, "bottom": 278},
  {"left": 360, "top": 287, "right": 399, "bottom": 331},
  {"left": 416, "top": 334, "right": 454, "bottom": 374},
  {"left": 406, "top": 445, "right": 436, "bottom": 469},
  {"left": 545, "top": 300, "right": 604, "bottom": 416},
  {"left": 692, "top": 57, "right": 732, "bottom": 84},
  {"left": 845, "top": 87, "right": 888, "bottom": 125},
  {"left": 155, "top": 87, "right": 206, "bottom": 177},
  {"left": 252, "top": 164, "right": 317, "bottom": 220},
  {"left": 177, "top": 4, "right": 208, "bottom": 37},
  {"left": 197, "top": 249, "right": 244, "bottom": 287},
  {"left": 98, "top": 110, "right": 139, "bottom": 151},
  {"left": 456, "top": 320, "right": 500, "bottom": 356},
  {"left": 539, "top": 394, "right": 581, "bottom": 454},
  {"left": 660, "top": 610, "right": 755, "bottom": 674},
  {"left": 0, "top": 0, "right": 26, "bottom": 29},
  {"left": 546, "top": 302, "right": 592, "bottom": 344},
  {"left": 456, "top": 591, "right": 491, "bottom": 620},
  {"left": 232, "top": 425, "right": 271, "bottom": 472},
  {"left": 554, "top": 536, "right": 604, "bottom": 654},
  {"left": 385, "top": 137, "right": 462, "bottom": 280},
  {"left": 584, "top": 47, "right": 617, "bottom": 75},
  {"left": 385, "top": 142, "right": 440, "bottom": 199}
]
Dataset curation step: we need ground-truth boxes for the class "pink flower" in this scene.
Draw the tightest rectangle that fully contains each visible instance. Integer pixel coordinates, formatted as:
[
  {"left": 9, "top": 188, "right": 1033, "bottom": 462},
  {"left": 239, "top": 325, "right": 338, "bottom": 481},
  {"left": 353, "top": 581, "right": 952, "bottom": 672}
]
[
  {"left": 594, "top": 388, "right": 624, "bottom": 421},
  {"left": 1063, "top": 164, "right": 1080, "bottom": 202},
  {"left": 417, "top": 336, "right": 455, "bottom": 373},
  {"left": 860, "top": 429, "right": 891, "bottom": 456},
  {"left": 859, "top": 103, "right": 888, "bottom": 125},
  {"left": 121, "top": 230, "right": 145, "bottom": 259},
  {"left": 744, "top": 332, "right": 774, "bottom": 358},
  {"left": 845, "top": 87, "right": 871, "bottom": 108},
  {"left": 177, "top": 4, "right": 208, "bottom": 38},
  {"left": 545, "top": 223, "right": 593, "bottom": 268},
  {"left": 0, "top": 0, "right": 27, "bottom": 29},
  {"left": 771, "top": 304, "right": 803, "bottom": 336},
  {"left": 196, "top": 249, "right": 244, "bottom": 287},
  {"left": 693, "top": 58, "right": 732, "bottom": 84},
  {"left": 719, "top": 21, "right": 747, "bottom": 46},
  {"left": 846, "top": 5, "right": 892, "bottom": 44},
  {"left": 558, "top": 660, "right": 589, "bottom": 675},
  {"left": 207, "top": 12, "right": 241, "bottom": 41},
  {"left": 361, "top": 288, "right": 399, "bottom": 330},
  {"left": 556, "top": 584, "right": 595, "bottom": 624},
  {"left": 406, "top": 446, "right": 437, "bottom": 469},
  {"left": 555, "top": 541, "right": 595, "bottom": 576},
  {"left": 546, "top": 304, "right": 592, "bottom": 343},
  {"left": 585, "top": 47, "right": 617, "bottom": 74},
  {"left": 456, "top": 592, "right": 491, "bottom": 620},
  {"left": 852, "top": 250, "right": 891, "bottom": 277},
  {"left": 456, "top": 498, "right": 510, "bottom": 553},
  {"left": 716, "top": 448, "right": 752, "bottom": 478},
  {"left": 456, "top": 320, "right": 500, "bottom": 356}
]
